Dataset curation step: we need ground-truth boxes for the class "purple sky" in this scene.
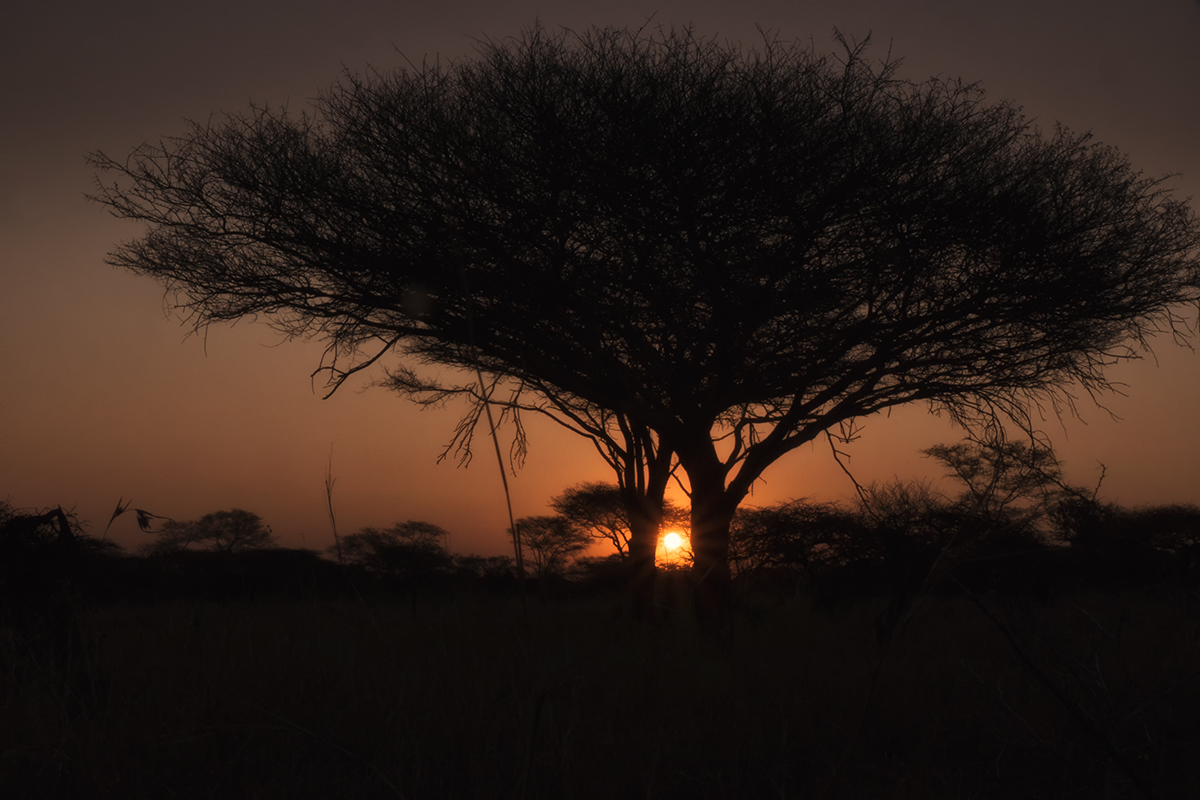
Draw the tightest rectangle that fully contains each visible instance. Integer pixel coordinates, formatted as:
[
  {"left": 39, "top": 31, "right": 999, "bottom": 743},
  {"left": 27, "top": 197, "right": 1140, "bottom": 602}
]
[{"left": 3, "top": 0, "right": 1199, "bottom": 556}]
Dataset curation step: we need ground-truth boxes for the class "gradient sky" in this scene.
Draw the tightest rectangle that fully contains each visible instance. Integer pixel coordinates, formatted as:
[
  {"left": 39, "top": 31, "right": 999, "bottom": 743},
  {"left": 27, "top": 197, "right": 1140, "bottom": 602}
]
[{"left": 3, "top": 0, "right": 1199, "bottom": 557}]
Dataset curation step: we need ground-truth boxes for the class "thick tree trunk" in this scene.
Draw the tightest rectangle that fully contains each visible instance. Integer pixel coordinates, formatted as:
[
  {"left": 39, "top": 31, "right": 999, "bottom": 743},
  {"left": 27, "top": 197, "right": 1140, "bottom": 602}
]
[
  {"left": 626, "top": 503, "right": 662, "bottom": 622},
  {"left": 690, "top": 491, "right": 738, "bottom": 628},
  {"left": 685, "top": 458, "right": 740, "bottom": 627},
  {"left": 615, "top": 432, "right": 673, "bottom": 622}
]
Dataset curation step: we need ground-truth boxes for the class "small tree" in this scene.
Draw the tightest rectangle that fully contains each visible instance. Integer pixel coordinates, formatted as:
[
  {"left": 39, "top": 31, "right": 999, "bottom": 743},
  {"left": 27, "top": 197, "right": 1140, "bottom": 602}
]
[
  {"left": 141, "top": 509, "right": 275, "bottom": 555},
  {"left": 0, "top": 505, "right": 83, "bottom": 622},
  {"left": 332, "top": 520, "right": 452, "bottom": 579},
  {"left": 550, "top": 482, "right": 689, "bottom": 558},
  {"left": 550, "top": 483, "right": 634, "bottom": 557},
  {"left": 729, "top": 501, "right": 864, "bottom": 586},
  {"left": 924, "top": 439, "right": 1064, "bottom": 526},
  {"left": 332, "top": 520, "right": 452, "bottom": 609},
  {"left": 855, "top": 480, "right": 955, "bottom": 547},
  {"left": 511, "top": 515, "right": 592, "bottom": 581}
]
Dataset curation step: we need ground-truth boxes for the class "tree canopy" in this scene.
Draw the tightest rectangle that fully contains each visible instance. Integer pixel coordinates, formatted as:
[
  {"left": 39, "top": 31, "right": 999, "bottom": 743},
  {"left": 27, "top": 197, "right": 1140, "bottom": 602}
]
[
  {"left": 331, "top": 521, "right": 453, "bottom": 593},
  {"left": 90, "top": 24, "right": 1200, "bottom": 620},
  {"left": 510, "top": 515, "right": 592, "bottom": 581},
  {"left": 550, "top": 481, "right": 689, "bottom": 558},
  {"left": 140, "top": 509, "right": 275, "bottom": 555}
]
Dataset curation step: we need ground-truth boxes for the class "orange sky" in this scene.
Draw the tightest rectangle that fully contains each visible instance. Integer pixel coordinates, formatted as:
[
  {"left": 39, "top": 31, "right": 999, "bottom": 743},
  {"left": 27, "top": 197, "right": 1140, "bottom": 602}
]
[{"left": 3, "top": 0, "right": 1199, "bottom": 557}]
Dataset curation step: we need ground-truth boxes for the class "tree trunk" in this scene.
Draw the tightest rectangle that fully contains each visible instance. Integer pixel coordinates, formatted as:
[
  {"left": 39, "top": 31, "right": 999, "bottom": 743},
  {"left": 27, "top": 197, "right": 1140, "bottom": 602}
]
[
  {"left": 626, "top": 503, "right": 661, "bottom": 622},
  {"left": 685, "top": 458, "right": 739, "bottom": 627},
  {"left": 690, "top": 491, "right": 738, "bottom": 628}
]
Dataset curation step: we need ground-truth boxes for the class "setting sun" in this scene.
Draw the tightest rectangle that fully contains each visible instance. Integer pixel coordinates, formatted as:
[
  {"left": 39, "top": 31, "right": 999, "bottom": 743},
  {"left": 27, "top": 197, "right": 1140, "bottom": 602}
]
[{"left": 656, "top": 530, "right": 691, "bottom": 567}]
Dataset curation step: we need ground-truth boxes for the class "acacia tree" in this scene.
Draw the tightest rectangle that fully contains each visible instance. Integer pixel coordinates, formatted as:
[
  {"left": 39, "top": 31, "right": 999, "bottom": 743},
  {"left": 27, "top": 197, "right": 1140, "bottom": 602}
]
[
  {"left": 510, "top": 515, "right": 592, "bottom": 580},
  {"left": 89, "top": 25, "right": 1200, "bottom": 621},
  {"left": 924, "top": 439, "right": 1067, "bottom": 530},
  {"left": 550, "top": 481, "right": 689, "bottom": 558},
  {"left": 728, "top": 501, "right": 864, "bottom": 584},
  {"left": 332, "top": 520, "right": 451, "bottom": 576},
  {"left": 140, "top": 509, "right": 275, "bottom": 555}
]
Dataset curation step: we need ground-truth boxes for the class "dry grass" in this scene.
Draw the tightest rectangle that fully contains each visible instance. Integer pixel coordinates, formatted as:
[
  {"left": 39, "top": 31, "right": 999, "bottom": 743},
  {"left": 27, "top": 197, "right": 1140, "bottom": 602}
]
[{"left": 3, "top": 587, "right": 1199, "bottom": 799}]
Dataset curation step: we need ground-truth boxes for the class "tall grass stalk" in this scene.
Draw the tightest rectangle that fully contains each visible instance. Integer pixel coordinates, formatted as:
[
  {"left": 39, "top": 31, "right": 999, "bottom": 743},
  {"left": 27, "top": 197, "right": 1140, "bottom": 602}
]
[
  {"left": 325, "top": 452, "right": 343, "bottom": 568},
  {"left": 459, "top": 257, "right": 527, "bottom": 613},
  {"left": 321, "top": 453, "right": 400, "bottom": 679}
]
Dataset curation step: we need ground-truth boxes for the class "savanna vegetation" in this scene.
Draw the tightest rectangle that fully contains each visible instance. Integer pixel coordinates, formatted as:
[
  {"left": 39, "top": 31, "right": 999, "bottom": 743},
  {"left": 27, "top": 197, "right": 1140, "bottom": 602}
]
[
  {"left": 88, "top": 23, "right": 1200, "bottom": 621},
  {"left": 4, "top": 440, "right": 1200, "bottom": 798},
  {"left": 54, "top": 14, "right": 1200, "bottom": 797}
]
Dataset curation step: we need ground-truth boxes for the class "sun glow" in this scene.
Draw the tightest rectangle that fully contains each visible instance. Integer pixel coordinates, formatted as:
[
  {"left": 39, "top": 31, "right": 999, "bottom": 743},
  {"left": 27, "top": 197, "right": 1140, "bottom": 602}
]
[{"left": 656, "top": 530, "right": 691, "bottom": 567}]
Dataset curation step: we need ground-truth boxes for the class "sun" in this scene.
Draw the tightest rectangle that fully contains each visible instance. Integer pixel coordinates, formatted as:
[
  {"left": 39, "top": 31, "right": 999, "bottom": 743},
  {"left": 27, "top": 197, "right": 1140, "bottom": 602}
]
[{"left": 656, "top": 530, "right": 691, "bottom": 567}]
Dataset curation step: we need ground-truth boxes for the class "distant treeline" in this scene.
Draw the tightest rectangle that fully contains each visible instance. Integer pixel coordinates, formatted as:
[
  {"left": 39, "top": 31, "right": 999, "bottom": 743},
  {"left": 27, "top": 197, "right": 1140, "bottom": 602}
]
[
  {"left": 729, "top": 493, "right": 1200, "bottom": 607},
  {"left": 4, "top": 482, "right": 1200, "bottom": 611}
]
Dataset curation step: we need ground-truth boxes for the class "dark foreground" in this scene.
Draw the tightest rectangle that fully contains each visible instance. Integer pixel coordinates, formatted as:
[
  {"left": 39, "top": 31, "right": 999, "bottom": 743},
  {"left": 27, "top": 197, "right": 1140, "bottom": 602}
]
[{"left": 4, "top": 587, "right": 1199, "bottom": 799}]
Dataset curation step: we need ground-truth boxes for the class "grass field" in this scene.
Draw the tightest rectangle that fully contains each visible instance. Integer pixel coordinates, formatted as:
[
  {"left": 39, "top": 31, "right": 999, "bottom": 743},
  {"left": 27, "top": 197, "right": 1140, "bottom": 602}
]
[{"left": 4, "top": 585, "right": 1200, "bottom": 799}]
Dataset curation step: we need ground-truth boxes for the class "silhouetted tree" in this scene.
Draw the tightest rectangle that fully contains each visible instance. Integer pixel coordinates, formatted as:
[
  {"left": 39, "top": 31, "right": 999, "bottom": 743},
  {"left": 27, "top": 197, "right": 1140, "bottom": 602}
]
[
  {"left": 901, "top": 439, "right": 1078, "bottom": 598},
  {"left": 855, "top": 479, "right": 956, "bottom": 549},
  {"left": 550, "top": 482, "right": 688, "bottom": 559},
  {"left": 919, "top": 438, "right": 1065, "bottom": 566},
  {"left": 0, "top": 501, "right": 125, "bottom": 599},
  {"left": 90, "top": 24, "right": 1200, "bottom": 621},
  {"left": 330, "top": 521, "right": 451, "bottom": 610},
  {"left": 728, "top": 501, "right": 864, "bottom": 589},
  {"left": 550, "top": 483, "right": 635, "bottom": 557},
  {"left": 333, "top": 521, "right": 452, "bottom": 583},
  {"left": 140, "top": 508, "right": 275, "bottom": 555},
  {"left": 0, "top": 505, "right": 98, "bottom": 686},
  {"left": 1051, "top": 494, "right": 1120, "bottom": 548},
  {"left": 1047, "top": 497, "right": 1191, "bottom": 587},
  {"left": 925, "top": 439, "right": 1064, "bottom": 524},
  {"left": 511, "top": 515, "right": 591, "bottom": 581},
  {"left": 1, "top": 505, "right": 81, "bottom": 619}
]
